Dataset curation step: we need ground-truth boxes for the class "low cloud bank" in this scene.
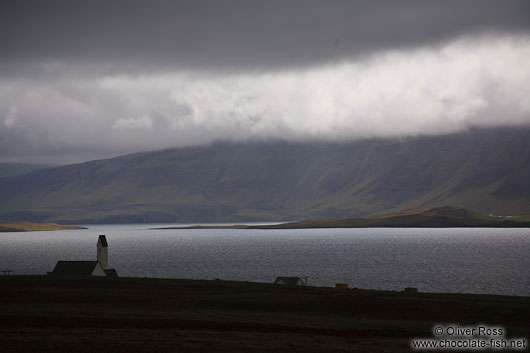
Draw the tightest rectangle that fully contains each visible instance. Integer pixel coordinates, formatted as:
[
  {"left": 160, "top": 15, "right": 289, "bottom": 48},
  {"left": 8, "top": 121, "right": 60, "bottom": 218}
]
[{"left": 1, "top": 35, "right": 530, "bottom": 163}]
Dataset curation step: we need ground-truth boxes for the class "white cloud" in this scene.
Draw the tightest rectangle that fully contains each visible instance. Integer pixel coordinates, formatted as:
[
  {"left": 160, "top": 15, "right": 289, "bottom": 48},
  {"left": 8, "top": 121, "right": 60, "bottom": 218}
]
[
  {"left": 113, "top": 116, "right": 153, "bottom": 130},
  {"left": 3, "top": 106, "right": 19, "bottom": 128},
  {"left": 99, "top": 35, "right": 530, "bottom": 139},
  {"left": 1, "top": 34, "right": 530, "bottom": 162}
]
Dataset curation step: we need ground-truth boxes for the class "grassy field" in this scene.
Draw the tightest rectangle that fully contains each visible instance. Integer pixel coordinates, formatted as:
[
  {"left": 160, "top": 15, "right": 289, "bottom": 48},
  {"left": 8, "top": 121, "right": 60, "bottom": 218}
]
[
  {"left": 0, "top": 221, "right": 86, "bottom": 232},
  {"left": 157, "top": 206, "right": 530, "bottom": 230},
  {"left": 254, "top": 206, "right": 530, "bottom": 229},
  {"left": 0, "top": 276, "right": 528, "bottom": 352}
]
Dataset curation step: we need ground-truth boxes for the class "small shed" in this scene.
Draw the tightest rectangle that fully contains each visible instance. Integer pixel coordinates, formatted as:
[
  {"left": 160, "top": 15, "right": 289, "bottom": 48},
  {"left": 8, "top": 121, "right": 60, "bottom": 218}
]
[
  {"left": 274, "top": 277, "right": 306, "bottom": 286},
  {"left": 335, "top": 283, "right": 348, "bottom": 289}
]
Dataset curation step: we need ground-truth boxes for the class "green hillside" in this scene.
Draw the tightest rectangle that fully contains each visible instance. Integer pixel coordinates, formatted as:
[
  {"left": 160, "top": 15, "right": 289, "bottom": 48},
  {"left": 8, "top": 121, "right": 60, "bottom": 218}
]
[
  {"left": 0, "top": 221, "right": 86, "bottom": 232},
  {"left": 255, "top": 206, "right": 530, "bottom": 229},
  {"left": 1, "top": 127, "right": 529, "bottom": 223}
]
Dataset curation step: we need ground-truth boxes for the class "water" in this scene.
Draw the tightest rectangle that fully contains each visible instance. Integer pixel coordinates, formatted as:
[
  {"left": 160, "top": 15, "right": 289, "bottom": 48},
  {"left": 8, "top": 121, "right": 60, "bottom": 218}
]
[{"left": 1, "top": 225, "right": 529, "bottom": 296}]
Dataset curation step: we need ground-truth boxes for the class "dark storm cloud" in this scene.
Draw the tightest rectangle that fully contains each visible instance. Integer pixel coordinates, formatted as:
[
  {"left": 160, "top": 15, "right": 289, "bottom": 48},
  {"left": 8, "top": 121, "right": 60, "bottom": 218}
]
[
  {"left": 1, "top": 1, "right": 530, "bottom": 164},
  {"left": 1, "top": 0, "right": 529, "bottom": 74}
]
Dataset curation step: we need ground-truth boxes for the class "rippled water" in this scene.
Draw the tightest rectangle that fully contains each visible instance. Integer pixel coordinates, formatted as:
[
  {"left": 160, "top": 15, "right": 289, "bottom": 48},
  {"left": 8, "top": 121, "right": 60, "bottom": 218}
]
[{"left": 1, "top": 225, "right": 529, "bottom": 296}]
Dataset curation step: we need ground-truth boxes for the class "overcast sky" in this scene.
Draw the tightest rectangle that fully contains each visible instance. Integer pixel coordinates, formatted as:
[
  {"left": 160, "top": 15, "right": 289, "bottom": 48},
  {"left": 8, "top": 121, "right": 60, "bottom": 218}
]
[{"left": 1, "top": 0, "right": 529, "bottom": 164}]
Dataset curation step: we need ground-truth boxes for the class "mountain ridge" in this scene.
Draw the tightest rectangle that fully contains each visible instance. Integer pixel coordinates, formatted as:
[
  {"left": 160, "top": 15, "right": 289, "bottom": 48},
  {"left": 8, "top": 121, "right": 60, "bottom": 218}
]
[{"left": 1, "top": 127, "right": 529, "bottom": 223}]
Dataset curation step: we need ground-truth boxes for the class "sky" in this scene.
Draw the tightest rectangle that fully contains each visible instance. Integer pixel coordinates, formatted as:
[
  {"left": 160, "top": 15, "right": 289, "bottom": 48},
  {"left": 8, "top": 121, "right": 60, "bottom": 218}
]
[{"left": 1, "top": 0, "right": 530, "bottom": 164}]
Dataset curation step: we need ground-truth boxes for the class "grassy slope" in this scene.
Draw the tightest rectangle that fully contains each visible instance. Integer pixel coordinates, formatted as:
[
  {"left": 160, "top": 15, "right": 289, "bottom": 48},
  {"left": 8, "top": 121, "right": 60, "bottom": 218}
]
[
  {"left": 256, "top": 206, "right": 530, "bottom": 229},
  {"left": 0, "top": 276, "right": 529, "bottom": 353},
  {"left": 1, "top": 128, "right": 529, "bottom": 223},
  {"left": 0, "top": 163, "right": 52, "bottom": 178},
  {"left": 0, "top": 221, "right": 86, "bottom": 232}
]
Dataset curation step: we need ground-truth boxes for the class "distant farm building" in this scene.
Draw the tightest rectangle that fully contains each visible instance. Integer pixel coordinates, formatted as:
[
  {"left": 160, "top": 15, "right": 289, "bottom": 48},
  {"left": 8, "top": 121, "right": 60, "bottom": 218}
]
[
  {"left": 335, "top": 283, "right": 348, "bottom": 289},
  {"left": 48, "top": 235, "right": 118, "bottom": 277},
  {"left": 274, "top": 277, "right": 306, "bottom": 286}
]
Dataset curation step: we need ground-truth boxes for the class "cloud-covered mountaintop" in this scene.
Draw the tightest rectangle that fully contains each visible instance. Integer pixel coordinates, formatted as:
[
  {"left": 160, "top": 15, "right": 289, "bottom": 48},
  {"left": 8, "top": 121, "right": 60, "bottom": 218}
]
[
  {"left": 1, "top": 1, "right": 529, "bottom": 163},
  {"left": 1, "top": 128, "right": 529, "bottom": 223}
]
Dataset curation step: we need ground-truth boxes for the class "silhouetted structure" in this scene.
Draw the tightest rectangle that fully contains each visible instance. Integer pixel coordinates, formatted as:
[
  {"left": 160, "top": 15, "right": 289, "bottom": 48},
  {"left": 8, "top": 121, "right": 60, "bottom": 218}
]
[
  {"left": 49, "top": 261, "right": 106, "bottom": 276},
  {"left": 48, "top": 235, "right": 118, "bottom": 277},
  {"left": 97, "top": 235, "right": 108, "bottom": 270},
  {"left": 274, "top": 277, "right": 305, "bottom": 286}
]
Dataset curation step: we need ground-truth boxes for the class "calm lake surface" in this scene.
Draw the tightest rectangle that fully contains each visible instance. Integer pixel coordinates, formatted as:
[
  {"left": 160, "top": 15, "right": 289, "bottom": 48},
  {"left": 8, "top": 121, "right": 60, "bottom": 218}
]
[{"left": 1, "top": 225, "right": 529, "bottom": 296}]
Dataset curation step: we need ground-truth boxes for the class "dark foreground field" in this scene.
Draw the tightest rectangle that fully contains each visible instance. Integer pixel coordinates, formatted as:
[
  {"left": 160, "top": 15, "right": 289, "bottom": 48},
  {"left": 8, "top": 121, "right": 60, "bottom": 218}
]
[{"left": 0, "top": 276, "right": 529, "bottom": 353}]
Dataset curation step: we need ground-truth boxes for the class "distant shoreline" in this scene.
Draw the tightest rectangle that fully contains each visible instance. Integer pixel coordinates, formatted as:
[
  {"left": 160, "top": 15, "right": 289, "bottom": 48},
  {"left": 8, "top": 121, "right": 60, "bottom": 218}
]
[
  {"left": 153, "top": 223, "right": 530, "bottom": 230},
  {"left": 0, "top": 221, "right": 87, "bottom": 232},
  {"left": 152, "top": 206, "right": 530, "bottom": 230},
  {"left": 152, "top": 224, "right": 250, "bottom": 230}
]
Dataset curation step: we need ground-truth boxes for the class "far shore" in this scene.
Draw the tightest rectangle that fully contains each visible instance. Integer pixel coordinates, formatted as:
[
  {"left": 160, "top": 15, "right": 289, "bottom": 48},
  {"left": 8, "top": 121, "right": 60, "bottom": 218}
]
[
  {"left": 151, "top": 206, "right": 530, "bottom": 230},
  {"left": 0, "top": 221, "right": 87, "bottom": 232},
  {"left": 152, "top": 224, "right": 251, "bottom": 230}
]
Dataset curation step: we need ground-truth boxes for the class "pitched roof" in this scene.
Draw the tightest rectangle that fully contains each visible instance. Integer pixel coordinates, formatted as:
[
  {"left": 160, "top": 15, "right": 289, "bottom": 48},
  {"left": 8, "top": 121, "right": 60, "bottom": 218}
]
[
  {"left": 274, "top": 277, "right": 305, "bottom": 286},
  {"left": 98, "top": 235, "right": 108, "bottom": 247},
  {"left": 50, "top": 261, "right": 99, "bottom": 275}
]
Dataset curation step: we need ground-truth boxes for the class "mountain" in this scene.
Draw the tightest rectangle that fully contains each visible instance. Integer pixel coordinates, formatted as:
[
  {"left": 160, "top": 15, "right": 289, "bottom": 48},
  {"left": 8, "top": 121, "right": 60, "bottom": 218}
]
[
  {"left": 0, "top": 163, "right": 53, "bottom": 178},
  {"left": 1, "top": 127, "right": 529, "bottom": 223}
]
